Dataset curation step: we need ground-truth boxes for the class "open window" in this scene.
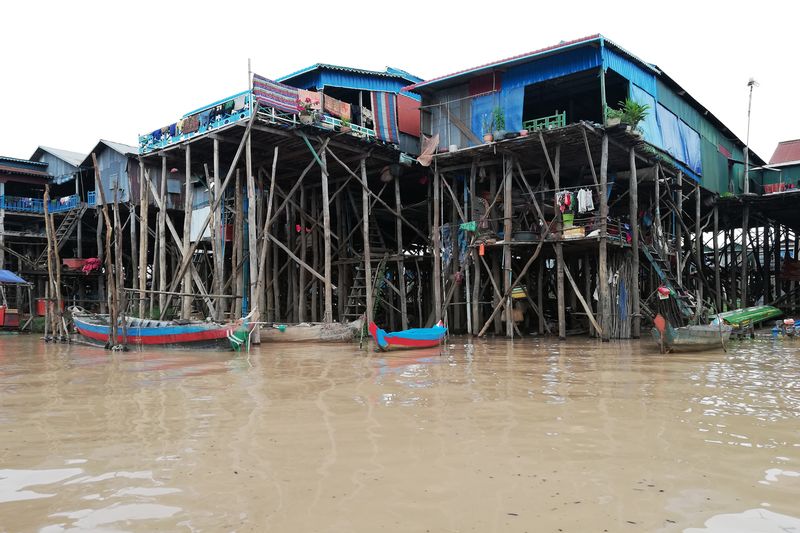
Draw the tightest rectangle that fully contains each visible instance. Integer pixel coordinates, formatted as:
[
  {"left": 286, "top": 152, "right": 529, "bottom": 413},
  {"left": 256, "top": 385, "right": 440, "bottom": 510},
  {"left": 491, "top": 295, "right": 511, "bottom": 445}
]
[{"left": 522, "top": 69, "right": 628, "bottom": 128}]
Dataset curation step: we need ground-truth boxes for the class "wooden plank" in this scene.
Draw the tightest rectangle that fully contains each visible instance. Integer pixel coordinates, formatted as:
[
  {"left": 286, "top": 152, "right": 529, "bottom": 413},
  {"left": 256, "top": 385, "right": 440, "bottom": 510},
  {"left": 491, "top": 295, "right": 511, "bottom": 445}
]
[
  {"left": 320, "top": 149, "right": 333, "bottom": 322},
  {"left": 598, "top": 134, "right": 610, "bottom": 341}
]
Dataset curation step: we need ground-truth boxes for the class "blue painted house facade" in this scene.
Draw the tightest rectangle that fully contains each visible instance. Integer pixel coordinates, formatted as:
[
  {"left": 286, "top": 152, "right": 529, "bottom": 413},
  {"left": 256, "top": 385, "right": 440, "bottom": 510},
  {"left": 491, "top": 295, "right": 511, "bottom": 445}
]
[{"left": 406, "top": 35, "right": 764, "bottom": 196}]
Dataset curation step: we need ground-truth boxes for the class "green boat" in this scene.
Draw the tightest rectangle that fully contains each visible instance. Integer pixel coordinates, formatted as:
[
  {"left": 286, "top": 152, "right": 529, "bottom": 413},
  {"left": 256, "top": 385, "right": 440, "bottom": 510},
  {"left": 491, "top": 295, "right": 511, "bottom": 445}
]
[{"left": 711, "top": 305, "right": 782, "bottom": 328}]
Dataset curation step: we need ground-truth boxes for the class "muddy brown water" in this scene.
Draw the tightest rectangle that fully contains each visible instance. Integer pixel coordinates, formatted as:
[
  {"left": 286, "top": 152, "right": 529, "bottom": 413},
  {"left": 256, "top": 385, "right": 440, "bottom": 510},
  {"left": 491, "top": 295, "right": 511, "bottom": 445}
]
[{"left": 0, "top": 335, "right": 798, "bottom": 532}]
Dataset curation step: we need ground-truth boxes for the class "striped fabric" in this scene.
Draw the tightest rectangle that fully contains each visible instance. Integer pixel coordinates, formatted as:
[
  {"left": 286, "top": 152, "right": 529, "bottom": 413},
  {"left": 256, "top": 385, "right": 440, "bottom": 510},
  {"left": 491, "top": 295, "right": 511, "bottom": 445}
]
[
  {"left": 370, "top": 91, "right": 399, "bottom": 143},
  {"left": 252, "top": 73, "right": 300, "bottom": 114}
]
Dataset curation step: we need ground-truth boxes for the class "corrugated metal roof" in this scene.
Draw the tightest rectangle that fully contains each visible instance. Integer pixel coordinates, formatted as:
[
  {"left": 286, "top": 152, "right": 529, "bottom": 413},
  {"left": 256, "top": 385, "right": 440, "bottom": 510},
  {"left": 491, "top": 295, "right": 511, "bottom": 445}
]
[
  {"left": 0, "top": 155, "right": 48, "bottom": 168},
  {"left": 0, "top": 163, "right": 51, "bottom": 178},
  {"left": 31, "top": 146, "right": 87, "bottom": 167},
  {"left": 80, "top": 139, "right": 138, "bottom": 167},
  {"left": 279, "top": 63, "right": 422, "bottom": 84},
  {"left": 769, "top": 139, "right": 800, "bottom": 165},
  {"left": 405, "top": 35, "right": 605, "bottom": 91}
]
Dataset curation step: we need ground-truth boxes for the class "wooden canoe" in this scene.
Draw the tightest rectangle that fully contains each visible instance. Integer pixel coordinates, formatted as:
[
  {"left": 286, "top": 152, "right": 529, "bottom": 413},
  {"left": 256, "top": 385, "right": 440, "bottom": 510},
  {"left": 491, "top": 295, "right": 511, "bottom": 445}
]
[
  {"left": 259, "top": 318, "right": 363, "bottom": 343},
  {"left": 651, "top": 314, "right": 732, "bottom": 353},
  {"left": 71, "top": 308, "right": 252, "bottom": 350},
  {"left": 368, "top": 321, "right": 447, "bottom": 351}
]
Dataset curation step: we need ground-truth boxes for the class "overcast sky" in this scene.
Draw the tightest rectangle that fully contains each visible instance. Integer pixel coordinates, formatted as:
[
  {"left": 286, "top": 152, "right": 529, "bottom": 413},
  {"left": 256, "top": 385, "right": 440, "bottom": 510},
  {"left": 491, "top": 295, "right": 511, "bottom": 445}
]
[{"left": 2, "top": 1, "right": 795, "bottom": 163}]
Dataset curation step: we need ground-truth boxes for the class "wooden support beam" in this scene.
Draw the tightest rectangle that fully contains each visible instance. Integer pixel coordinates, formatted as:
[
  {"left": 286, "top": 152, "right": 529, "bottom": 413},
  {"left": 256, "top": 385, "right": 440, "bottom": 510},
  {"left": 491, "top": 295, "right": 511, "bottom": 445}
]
[
  {"left": 713, "top": 205, "right": 721, "bottom": 312},
  {"left": 553, "top": 145, "right": 565, "bottom": 340},
  {"left": 361, "top": 159, "right": 374, "bottom": 323},
  {"left": 158, "top": 155, "right": 167, "bottom": 314},
  {"left": 629, "top": 147, "right": 640, "bottom": 338},
  {"left": 395, "top": 176, "right": 408, "bottom": 329},
  {"left": 212, "top": 138, "right": 224, "bottom": 319},
  {"left": 320, "top": 149, "right": 333, "bottom": 322},
  {"left": 741, "top": 204, "right": 750, "bottom": 307},
  {"left": 695, "top": 182, "right": 703, "bottom": 317},
  {"left": 580, "top": 128, "right": 599, "bottom": 186},
  {"left": 138, "top": 161, "right": 149, "bottom": 318},
  {"left": 538, "top": 131, "right": 557, "bottom": 181},
  {"left": 598, "top": 134, "right": 610, "bottom": 341},
  {"left": 246, "top": 133, "right": 259, "bottom": 327},
  {"left": 503, "top": 156, "right": 514, "bottom": 338},
  {"left": 182, "top": 145, "right": 193, "bottom": 318},
  {"left": 162, "top": 109, "right": 258, "bottom": 318},
  {"left": 257, "top": 147, "right": 279, "bottom": 323},
  {"left": 563, "top": 262, "right": 602, "bottom": 335},
  {"left": 676, "top": 171, "right": 683, "bottom": 285},
  {"left": 433, "top": 167, "right": 442, "bottom": 322}
]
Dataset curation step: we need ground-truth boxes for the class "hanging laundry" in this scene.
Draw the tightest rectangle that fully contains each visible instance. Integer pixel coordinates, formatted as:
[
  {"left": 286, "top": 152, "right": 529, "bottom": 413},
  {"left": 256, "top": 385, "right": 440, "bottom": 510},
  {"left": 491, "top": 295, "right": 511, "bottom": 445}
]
[
  {"left": 323, "top": 94, "right": 351, "bottom": 120},
  {"left": 440, "top": 225, "right": 453, "bottom": 268},
  {"left": 252, "top": 74, "right": 300, "bottom": 113},
  {"left": 555, "top": 191, "right": 573, "bottom": 213},
  {"left": 361, "top": 105, "right": 374, "bottom": 123},
  {"left": 577, "top": 188, "right": 595, "bottom": 213},
  {"left": 182, "top": 115, "right": 200, "bottom": 134},
  {"left": 233, "top": 94, "right": 247, "bottom": 110},
  {"left": 297, "top": 89, "right": 321, "bottom": 112}
]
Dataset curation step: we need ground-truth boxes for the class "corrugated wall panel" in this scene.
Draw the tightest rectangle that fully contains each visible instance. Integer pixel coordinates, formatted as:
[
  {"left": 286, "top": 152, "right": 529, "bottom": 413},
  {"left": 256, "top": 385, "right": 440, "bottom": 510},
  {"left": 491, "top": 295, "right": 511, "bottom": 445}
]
[
  {"left": 602, "top": 48, "right": 657, "bottom": 95},
  {"left": 655, "top": 80, "right": 701, "bottom": 131},
  {"left": 397, "top": 94, "right": 421, "bottom": 137}
]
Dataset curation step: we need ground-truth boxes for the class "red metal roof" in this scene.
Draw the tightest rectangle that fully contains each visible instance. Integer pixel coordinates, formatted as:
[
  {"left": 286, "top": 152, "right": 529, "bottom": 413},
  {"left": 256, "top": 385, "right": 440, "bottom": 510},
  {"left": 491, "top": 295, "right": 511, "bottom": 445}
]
[
  {"left": 769, "top": 139, "right": 800, "bottom": 165},
  {"left": 404, "top": 34, "right": 602, "bottom": 91}
]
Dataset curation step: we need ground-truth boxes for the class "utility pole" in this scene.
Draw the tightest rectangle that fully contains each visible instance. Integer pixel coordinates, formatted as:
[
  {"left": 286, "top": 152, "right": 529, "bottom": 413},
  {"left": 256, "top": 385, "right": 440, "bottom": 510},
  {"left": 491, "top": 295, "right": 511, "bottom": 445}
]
[{"left": 743, "top": 77, "right": 758, "bottom": 195}]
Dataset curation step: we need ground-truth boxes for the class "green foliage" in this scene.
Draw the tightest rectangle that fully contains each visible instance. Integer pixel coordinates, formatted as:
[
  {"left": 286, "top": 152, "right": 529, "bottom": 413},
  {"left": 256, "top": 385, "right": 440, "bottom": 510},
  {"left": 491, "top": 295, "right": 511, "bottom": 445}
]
[
  {"left": 340, "top": 116, "right": 351, "bottom": 128},
  {"left": 481, "top": 113, "right": 495, "bottom": 135},
  {"left": 607, "top": 98, "right": 650, "bottom": 128},
  {"left": 492, "top": 106, "right": 506, "bottom": 131}
]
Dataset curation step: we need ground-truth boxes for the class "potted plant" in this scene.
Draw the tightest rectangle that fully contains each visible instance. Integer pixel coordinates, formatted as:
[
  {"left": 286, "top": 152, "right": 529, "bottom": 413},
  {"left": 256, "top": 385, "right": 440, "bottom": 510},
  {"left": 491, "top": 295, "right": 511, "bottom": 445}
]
[
  {"left": 339, "top": 116, "right": 352, "bottom": 133},
  {"left": 481, "top": 114, "right": 494, "bottom": 143},
  {"left": 492, "top": 106, "right": 506, "bottom": 140},
  {"left": 297, "top": 97, "right": 318, "bottom": 125},
  {"left": 605, "top": 106, "right": 624, "bottom": 127}
]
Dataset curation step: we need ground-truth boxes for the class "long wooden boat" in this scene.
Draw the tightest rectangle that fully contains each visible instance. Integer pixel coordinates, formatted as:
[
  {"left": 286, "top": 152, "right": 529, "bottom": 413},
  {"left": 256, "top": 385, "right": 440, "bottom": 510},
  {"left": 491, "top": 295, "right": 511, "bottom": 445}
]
[
  {"left": 368, "top": 321, "right": 447, "bottom": 351},
  {"left": 711, "top": 305, "right": 782, "bottom": 328},
  {"left": 652, "top": 314, "right": 732, "bottom": 353},
  {"left": 71, "top": 307, "right": 252, "bottom": 350},
  {"left": 259, "top": 318, "right": 363, "bottom": 342}
]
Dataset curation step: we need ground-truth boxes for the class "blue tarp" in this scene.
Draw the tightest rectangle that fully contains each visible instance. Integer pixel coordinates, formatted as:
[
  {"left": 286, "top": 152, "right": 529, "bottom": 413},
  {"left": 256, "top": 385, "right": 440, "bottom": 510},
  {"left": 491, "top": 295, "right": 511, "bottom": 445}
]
[
  {"left": 679, "top": 120, "right": 703, "bottom": 175},
  {"left": 657, "top": 104, "right": 688, "bottom": 164},
  {"left": 630, "top": 84, "right": 663, "bottom": 147},
  {"left": 0, "top": 270, "right": 29, "bottom": 285}
]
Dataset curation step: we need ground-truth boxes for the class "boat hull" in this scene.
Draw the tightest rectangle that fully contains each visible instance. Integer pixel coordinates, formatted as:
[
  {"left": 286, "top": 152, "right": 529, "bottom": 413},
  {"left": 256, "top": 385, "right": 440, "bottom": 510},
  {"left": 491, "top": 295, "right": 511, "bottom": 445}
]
[
  {"left": 72, "top": 314, "right": 247, "bottom": 350},
  {"left": 368, "top": 321, "right": 447, "bottom": 352},
  {"left": 651, "top": 324, "right": 733, "bottom": 353},
  {"left": 259, "top": 318, "right": 363, "bottom": 343}
]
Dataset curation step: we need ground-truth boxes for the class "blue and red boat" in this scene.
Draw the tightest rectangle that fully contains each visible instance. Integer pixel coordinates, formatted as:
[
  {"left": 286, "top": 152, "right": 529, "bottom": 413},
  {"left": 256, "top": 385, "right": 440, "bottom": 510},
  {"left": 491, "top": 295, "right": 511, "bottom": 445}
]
[
  {"left": 71, "top": 308, "right": 252, "bottom": 350},
  {"left": 368, "top": 321, "right": 447, "bottom": 351}
]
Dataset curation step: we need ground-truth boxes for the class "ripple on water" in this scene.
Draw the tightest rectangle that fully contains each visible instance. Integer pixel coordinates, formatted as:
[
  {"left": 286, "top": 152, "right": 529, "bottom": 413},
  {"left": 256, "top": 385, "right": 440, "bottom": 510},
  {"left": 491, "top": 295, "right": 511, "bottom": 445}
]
[{"left": 684, "top": 508, "right": 800, "bottom": 532}]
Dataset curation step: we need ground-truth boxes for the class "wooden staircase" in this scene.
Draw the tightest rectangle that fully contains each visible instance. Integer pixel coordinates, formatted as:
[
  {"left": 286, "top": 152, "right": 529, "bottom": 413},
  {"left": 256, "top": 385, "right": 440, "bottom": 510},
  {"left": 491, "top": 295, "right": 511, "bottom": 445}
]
[
  {"left": 35, "top": 204, "right": 87, "bottom": 269},
  {"left": 342, "top": 255, "right": 387, "bottom": 321},
  {"left": 641, "top": 243, "right": 696, "bottom": 318}
]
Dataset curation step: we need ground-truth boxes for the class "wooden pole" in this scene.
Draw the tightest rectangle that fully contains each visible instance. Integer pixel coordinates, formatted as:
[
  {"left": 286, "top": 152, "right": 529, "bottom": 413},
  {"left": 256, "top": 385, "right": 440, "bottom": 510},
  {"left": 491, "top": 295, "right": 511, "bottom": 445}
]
[
  {"left": 311, "top": 189, "right": 319, "bottom": 322},
  {"left": 298, "top": 186, "right": 307, "bottom": 323},
  {"left": 181, "top": 146, "right": 193, "bottom": 318},
  {"left": 246, "top": 134, "right": 259, "bottom": 326},
  {"left": 320, "top": 150, "right": 333, "bottom": 323},
  {"left": 213, "top": 138, "right": 224, "bottom": 320},
  {"left": 95, "top": 203, "right": 106, "bottom": 314},
  {"left": 257, "top": 147, "right": 279, "bottom": 322},
  {"left": 741, "top": 203, "right": 750, "bottom": 307},
  {"left": 503, "top": 156, "right": 514, "bottom": 337},
  {"left": 553, "top": 145, "right": 565, "bottom": 340},
  {"left": 713, "top": 205, "right": 721, "bottom": 312},
  {"left": 676, "top": 171, "right": 683, "bottom": 285},
  {"left": 598, "top": 134, "right": 610, "bottom": 341},
  {"left": 537, "top": 260, "right": 544, "bottom": 335},
  {"left": 695, "top": 183, "right": 703, "bottom": 315},
  {"left": 629, "top": 147, "right": 640, "bottom": 338},
  {"left": 158, "top": 155, "right": 168, "bottom": 315},
  {"left": 92, "top": 153, "right": 117, "bottom": 346},
  {"left": 360, "top": 159, "right": 374, "bottom": 324},
  {"left": 138, "top": 163, "right": 149, "bottom": 318},
  {"left": 433, "top": 167, "right": 442, "bottom": 322},
  {"left": 395, "top": 176, "right": 408, "bottom": 330}
]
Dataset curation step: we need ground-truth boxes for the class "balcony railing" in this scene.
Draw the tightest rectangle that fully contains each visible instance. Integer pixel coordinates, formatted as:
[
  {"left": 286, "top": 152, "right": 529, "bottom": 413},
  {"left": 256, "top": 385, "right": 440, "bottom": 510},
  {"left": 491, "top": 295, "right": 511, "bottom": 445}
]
[
  {"left": 524, "top": 111, "right": 566, "bottom": 132},
  {"left": 88, "top": 191, "right": 96, "bottom": 206},
  {"left": 0, "top": 194, "right": 81, "bottom": 214}
]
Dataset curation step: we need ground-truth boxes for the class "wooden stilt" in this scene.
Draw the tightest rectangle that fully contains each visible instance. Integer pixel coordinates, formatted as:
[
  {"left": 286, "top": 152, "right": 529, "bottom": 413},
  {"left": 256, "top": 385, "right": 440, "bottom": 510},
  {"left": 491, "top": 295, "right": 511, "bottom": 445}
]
[
  {"left": 360, "top": 159, "right": 373, "bottom": 325},
  {"left": 233, "top": 169, "right": 243, "bottom": 318},
  {"left": 503, "top": 157, "right": 514, "bottom": 338},
  {"left": 158, "top": 155, "right": 167, "bottom": 316},
  {"left": 138, "top": 162, "right": 149, "bottom": 318},
  {"left": 311, "top": 189, "right": 320, "bottom": 322},
  {"left": 96, "top": 204, "right": 106, "bottom": 314},
  {"left": 246, "top": 134, "right": 259, "bottom": 327},
  {"left": 713, "top": 205, "right": 721, "bottom": 312},
  {"left": 553, "top": 145, "right": 565, "bottom": 340},
  {"left": 598, "top": 134, "right": 610, "bottom": 341},
  {"left": 213, "top": 138, "right": 224, "bottom": 320},
  {"left": 676, "top": 171, "right": 683, "bottom": 285},
  {"left": 629, "top": 147, "right": 640, "bottom": 337},
  {"left": 395, "top": 176, "right": 408, "bottom": 330},
  {"left": 320, "top": 150, "right": 333, "bottom": 323},
  {"left": 537, "top": 260, "right": 544, "bottom": 335},
  {"left": 181, "top": 145, "right": 193, "bottom": 319},
  {"left": 741, "top": 203, "right": 750, "bottom": 307},
  {"left": 433, "top": 167, "right": 442, "bottom": 322},
  {"left": 695, "top": 183, "right": 703, "bottom": 315}
]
